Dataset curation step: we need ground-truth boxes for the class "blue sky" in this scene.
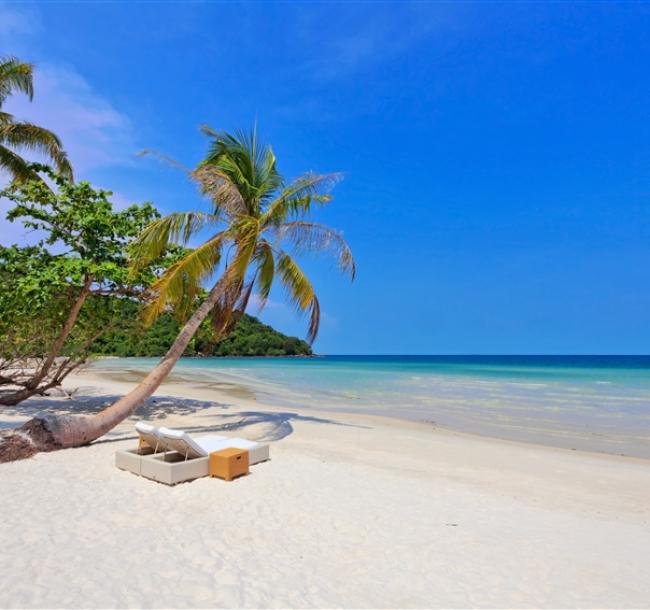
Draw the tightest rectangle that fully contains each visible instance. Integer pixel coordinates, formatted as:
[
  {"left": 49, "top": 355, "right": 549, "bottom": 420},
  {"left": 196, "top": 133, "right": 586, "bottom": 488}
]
[{"left": 2, "top": 1, "right": 650, "bottom": 354}]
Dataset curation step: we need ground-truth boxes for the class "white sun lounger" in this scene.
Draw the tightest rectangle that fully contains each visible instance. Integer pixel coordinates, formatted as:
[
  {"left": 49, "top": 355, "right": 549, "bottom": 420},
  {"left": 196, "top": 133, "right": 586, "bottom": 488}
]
[
  {"left": 158, "top": 427, "right": 270, "bottom": 465},
  {"left": 116, "top": 423, "right": 270, "bottom": 485},
  {"left": 135, "top": 421, "right": 173, "bottom": 453},
  {"left": 115, "top": 422, "right": 171, "bottom": 475}
]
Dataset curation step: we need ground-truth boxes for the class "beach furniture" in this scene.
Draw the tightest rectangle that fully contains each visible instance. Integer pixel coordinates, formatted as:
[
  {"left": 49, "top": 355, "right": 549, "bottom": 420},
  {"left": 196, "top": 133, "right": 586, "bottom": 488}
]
[
  {"left": 115, "top": 423, "right": 270, "bottom": 485},
  {"left": 114, "top": 422, "right": 171, "bottom": 474},
  {"left": 208, "top": 447, "right": 250, "bottom": 481},
  {"left": 135, "top": 421, "right": 172, "bottom": 453},
  {"left": 157, "top": 427, "right": 230, "bottom": 458}
]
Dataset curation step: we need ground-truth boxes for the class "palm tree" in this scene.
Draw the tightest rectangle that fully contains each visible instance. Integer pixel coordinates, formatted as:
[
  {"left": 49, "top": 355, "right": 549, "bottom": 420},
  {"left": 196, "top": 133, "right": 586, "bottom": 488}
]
[
  {"left": 8, "top": 126, "right": 354, "bottom": 457},
  {"left": 0, "top": 56, "right": 72, "bottom": 183}
]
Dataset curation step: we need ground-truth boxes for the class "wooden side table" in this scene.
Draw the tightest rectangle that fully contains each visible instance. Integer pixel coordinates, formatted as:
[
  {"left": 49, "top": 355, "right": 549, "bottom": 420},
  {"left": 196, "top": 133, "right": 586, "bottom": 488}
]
[{"left": 209, "top": 448, "right": 249, "bottom": 481}]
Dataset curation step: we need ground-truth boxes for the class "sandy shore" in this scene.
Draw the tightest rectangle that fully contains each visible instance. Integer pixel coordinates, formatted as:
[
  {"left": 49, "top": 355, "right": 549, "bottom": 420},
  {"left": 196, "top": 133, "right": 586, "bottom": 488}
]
[{"left": 1, "top": 369, "right": 649, "bottom": 609}]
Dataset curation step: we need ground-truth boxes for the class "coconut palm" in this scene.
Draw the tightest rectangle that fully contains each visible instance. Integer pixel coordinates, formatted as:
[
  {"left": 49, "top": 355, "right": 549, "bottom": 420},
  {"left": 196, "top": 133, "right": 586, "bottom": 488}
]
[
  {"left": 9, "top": 126, "right": 354, "bottom": 456},
  {"left": 0, "top": 56, "right": 72, "bottom": 183}
]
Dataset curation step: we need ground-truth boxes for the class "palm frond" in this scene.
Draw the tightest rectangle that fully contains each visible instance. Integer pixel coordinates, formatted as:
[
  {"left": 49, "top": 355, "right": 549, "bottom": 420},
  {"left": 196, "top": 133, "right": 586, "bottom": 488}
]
[
  {"left": 199, "top": 124, "right": 219, "bottom": 138},
  {"left": 200, "top": 124, "right": 283, "bottom": 215},
  {"left": 276, "top": 221, "right": 355, "bottom": 280},
  {"left": 129, "top": 212, "right": 221, "bottom": 270},
  {"left": 261, "top": 172, "right": 341, "bottom": 226},
  {"left": 276, "top": 251, "right": 320, "bottom": 343},
  {"left": 0, "top": 57, "right": 33, "bottom": 104},
  {"left": 0, "top": 122, "right": 72, "bottom": 179},
  {"left": 142, "top": 232, "right": 226, "bottom": 326},
  {"left": 202, "top": 126, "right": 255, "bottom": 200},
  {"left": 256, "top": 146, "right": 283, "bottom": 203},
  {"left": 0, "top": 145, "right": 34, "bottom": 183},
  {"left": 252, "top": 239, "right": 275, "bottom": 305},
  {"left": 191, "top": 164, "right": 247, "bottom": 218},
  {"left": 138, "top": 150, "right": 240, "bottom": 223},
  {"left": 224, "top": 217, "right": 259, "bottom": 285},
  {"left": 214, "top": 278, "right": 256, "bottom": 337},
  {"left": 137, "top": 149, "right": 192, "bottom": 173}
]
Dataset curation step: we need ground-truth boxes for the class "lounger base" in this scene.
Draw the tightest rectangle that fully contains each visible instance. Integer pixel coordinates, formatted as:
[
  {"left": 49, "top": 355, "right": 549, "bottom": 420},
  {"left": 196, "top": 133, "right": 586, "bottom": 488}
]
[
  {"left": 248, "top": 444, "right": 270, "bottom": 465},
  {"left": 115, "top": 446, "right": 159, "bottom": 476},
  {"left": 141, "top": 452, "right": 209, "bottom": 485},
  {"left": 115, "top": 444, "right": 270, "bottom": 485}
]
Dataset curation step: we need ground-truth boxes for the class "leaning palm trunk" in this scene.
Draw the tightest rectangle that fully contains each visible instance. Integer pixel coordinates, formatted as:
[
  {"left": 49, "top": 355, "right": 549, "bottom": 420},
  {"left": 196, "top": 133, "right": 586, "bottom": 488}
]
[{"left": 0, "top": 279, "right": 236, "bottom": 462}]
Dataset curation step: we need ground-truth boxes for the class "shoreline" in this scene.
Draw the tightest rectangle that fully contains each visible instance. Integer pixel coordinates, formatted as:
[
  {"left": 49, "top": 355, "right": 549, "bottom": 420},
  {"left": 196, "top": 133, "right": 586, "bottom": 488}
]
[
  {"left": 1, "top": 367, "right": 650, "bottom": 607},
  {"left": 5, "top": 365, "right": 650, "bottom": 502},
  {"left": 76, "top": 360, "right": 650, "bottom": 461}
]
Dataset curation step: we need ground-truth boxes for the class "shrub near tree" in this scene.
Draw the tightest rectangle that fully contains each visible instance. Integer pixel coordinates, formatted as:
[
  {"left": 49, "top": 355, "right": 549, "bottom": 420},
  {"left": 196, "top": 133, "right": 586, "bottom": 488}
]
[{"left": 0, "top": 165, "right": 165, "bottom": 405}]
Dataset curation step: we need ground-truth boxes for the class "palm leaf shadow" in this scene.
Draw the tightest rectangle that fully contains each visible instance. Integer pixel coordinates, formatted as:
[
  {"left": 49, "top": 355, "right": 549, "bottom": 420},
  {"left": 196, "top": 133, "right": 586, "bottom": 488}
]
[{"left": 1, "top": 393, "right": 370, "bottom": 444}]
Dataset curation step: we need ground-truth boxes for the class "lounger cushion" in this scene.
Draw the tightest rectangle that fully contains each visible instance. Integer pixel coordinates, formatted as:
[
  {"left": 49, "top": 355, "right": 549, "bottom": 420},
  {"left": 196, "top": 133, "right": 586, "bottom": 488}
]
[
  {"left": 135, "top": 422, "right": 156, "bottom": 436},
  {"left": 159, "top": 427, "right": 228, "bottom": 458},
  {"left": 213, "top": 438, "right": 258, "bottom": 451},
  {"left": 158, "top": 428, "right": 270, "bottom": 464},
  {"left": 214, "top": 438, "right": 269, "bottom": 464},
  {"left": 135, "top": 422, "right": 168, "bottom": 451}
]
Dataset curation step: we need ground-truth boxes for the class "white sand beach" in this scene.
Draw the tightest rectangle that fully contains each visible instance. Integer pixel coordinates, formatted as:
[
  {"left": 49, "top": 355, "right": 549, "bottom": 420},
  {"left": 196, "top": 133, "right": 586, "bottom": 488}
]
[{"left": 1, "top": 369, "right": 650, "bottom": 609}]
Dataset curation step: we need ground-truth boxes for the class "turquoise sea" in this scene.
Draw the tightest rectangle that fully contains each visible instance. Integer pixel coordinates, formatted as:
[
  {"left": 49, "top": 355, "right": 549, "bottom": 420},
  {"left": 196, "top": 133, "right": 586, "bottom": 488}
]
[{"left": 90, "top": 355, "right": 650, "bottom": 458}]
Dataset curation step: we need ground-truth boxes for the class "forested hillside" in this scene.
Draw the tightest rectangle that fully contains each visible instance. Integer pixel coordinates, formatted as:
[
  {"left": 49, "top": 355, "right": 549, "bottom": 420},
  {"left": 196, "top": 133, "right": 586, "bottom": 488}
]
[{"left": 92, "top": 301, "right": 312, "bottom": 357}]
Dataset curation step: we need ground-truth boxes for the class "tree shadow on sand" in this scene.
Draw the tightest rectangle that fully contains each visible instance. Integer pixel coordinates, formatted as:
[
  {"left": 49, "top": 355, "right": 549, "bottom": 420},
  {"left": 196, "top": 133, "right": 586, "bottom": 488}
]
[
  {"left": 0, "top": 391, "right": 230, "bottom": 428},
  {"left": 94, "top": 410, "right": 369, "bottom": 444},
  {"left": 1, "top": 392, "right": 370, "bottom": 443}
]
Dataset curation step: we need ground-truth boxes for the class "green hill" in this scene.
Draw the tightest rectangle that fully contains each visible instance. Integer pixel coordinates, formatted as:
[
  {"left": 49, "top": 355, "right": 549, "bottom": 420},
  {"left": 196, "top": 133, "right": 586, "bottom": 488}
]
[{"left": 92, "top": 304, "right": 313, "bottom": 358}]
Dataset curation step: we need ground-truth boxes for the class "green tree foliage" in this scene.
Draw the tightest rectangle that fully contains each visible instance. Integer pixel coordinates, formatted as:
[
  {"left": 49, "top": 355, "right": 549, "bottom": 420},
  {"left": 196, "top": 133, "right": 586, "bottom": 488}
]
[
  {"left": 0, "top": 166, "right": 162, "bottom": 403},
  {"left": 0, "top": 246, "right": 73, "bottom": 364},
  {"left": 203, "top": 313, "right": 312, "bottom": 356},
  {"left": 0, "top": 164, "right": 313, "bottom": 406},
  {"left": 3, "top": 164, "right": 160, "bottom": 289},
  {"left": 92, "top": 301, "right": 312, "bottom": 357}
]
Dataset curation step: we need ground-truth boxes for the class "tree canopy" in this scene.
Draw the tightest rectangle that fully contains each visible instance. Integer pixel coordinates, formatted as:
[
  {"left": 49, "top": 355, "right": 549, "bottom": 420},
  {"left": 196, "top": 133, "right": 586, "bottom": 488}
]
[
  {"left": 0, "top": 164, "right": 314, "bottom": 406},
  {"left": 0, "top": 167, "right": 162, "bottom": 403},
  {"left": 92, "top": 304, "right": 312, "bottom": 357},
  {"left": 132, "top": 126, "right": 355, "bottom": 343}
]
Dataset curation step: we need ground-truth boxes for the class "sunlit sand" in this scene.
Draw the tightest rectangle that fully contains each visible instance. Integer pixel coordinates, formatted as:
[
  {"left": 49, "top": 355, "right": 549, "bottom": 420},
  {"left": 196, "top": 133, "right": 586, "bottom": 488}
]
[{"left": 1, "top": 369, "right": 649, "bottom": 608}]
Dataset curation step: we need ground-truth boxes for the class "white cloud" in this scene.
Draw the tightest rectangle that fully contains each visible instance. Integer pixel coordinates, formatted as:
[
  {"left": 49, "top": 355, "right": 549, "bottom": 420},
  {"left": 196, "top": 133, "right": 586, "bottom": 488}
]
[
  {"left": 0, "top": 61, "right": 139, "bottom": 245},
  {"left": 296, "top": 7, "right": 451, "bottom": 82},
  {"left": 0, "top": 17, "right": 140, "bottom": 245},
  {"left": 4, "top": 63, "right": 135, "bottom": 174},
  {"left": 0, "top": 2, "right": 40, "bottom": 39},
  {"left": 1, "top": 1, "right": 137, "bottom": 176}
]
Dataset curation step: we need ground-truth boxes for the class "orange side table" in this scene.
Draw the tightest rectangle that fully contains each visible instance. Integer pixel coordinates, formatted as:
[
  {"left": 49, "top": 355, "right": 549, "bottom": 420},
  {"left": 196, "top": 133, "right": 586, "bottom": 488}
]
[{"left": 209, "top": 448, "right": 249, "bottom": 481}]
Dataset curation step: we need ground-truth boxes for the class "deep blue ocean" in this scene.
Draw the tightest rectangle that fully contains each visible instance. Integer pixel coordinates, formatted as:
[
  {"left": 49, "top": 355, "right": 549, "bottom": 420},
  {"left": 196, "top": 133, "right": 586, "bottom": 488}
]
[{"left": 91, "top": 355, "right": 650, "bottom": 458}]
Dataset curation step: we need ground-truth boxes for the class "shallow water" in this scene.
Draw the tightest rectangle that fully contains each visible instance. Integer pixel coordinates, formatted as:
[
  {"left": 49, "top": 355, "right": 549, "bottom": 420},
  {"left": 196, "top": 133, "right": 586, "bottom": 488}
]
[{"left": 89, "top": 355, "right": 650, "bottom": 458}]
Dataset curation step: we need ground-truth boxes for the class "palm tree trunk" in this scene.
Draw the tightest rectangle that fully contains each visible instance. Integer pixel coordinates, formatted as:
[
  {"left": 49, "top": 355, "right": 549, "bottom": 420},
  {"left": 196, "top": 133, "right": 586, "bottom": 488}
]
[
  {"left": 2, "top": 279, "right": 234, "bottom": 461},
  {"left": 76, "top": 282, "right": 228, "bottom": 444}
]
